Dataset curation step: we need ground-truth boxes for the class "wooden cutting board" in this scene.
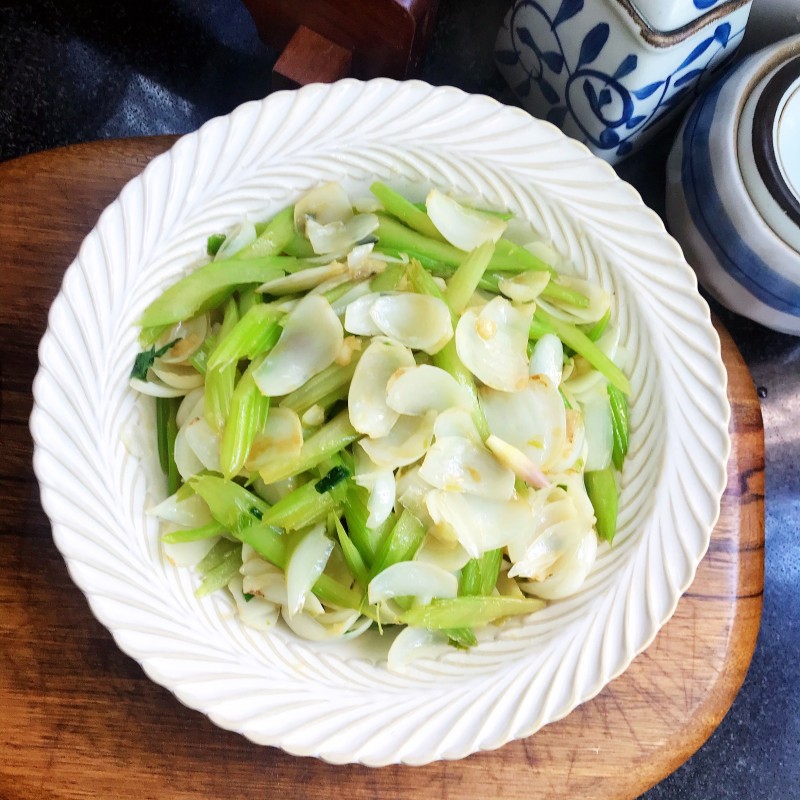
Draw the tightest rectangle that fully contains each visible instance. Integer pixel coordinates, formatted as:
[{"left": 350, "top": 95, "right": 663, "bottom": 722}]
[{"left": 0, "top": 138, "right": 764, "bottom": 800}]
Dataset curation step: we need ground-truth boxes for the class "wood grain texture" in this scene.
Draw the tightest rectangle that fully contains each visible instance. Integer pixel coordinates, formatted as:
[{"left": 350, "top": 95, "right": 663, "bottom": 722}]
[
  {"left": 272, "top": 25, "right": 353, "bottom": 90},
  {"left": 0, "top": 138, "right": 764, "bottom": 800},
  {"left": 242, "top": 0, "right": 440, "bottom": 79}
]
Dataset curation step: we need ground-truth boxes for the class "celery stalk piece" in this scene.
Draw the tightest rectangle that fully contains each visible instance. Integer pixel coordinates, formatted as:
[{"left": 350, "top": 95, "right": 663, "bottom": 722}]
[
  {"left": 459, "top": 548, "right": 503, "bottom": 597},
  {"left": 333, "top": 515, "right": 370, "bottom": 588},
  {"left": 232, "top": 207, "right": 294, "bottom": 260},
  {"left": 190, "top": 474, "right": 270, "bottom": 533},
  {"left": 261, "top": 474, "right": 348, "bottom": 531},
  {"left": 312, "top": 574, "right": 366, "bottom": 613},
  {"left": 432, "top": 340, "right": 491, "bottom": 440},
  {"left": 237, "top": 286, "right": 262, "bottom": 317},
  {"left": 138, "top": 256, "right": 297, "bottom": 328},
  {"left": 369, "top": 263, "right": 407, "bottom": 292},
  {"left": 155, "top": 396, "right": 171, "bottom": 475},
  {"left": 493, "top": 239, "right": 554, "bottom": 273},
  {"left": 586, "top": 308, "right": 611, "bottom": 342},
  {"left": 204, "top": 299, "right": 239, "bottom": 432},
  {"left": 585, "top": 467, "right": 618, "bottom": 543},
  {"left": 219, "top": 359, "right": 271, "bottom": 480},
  {"left": 188, "top": 333, "right": 217, "bottom": 376},
  {"left": 374, "top": 246, "right": 442, "bottom": 273},
  {"left": 376, "top": 214, "right": 465, "bottom": 267},
  {"left": 257, "top": 410, "right": 360, "bottom": 484},
  {"left": 196, "top": 544, "right": 243, "bottom": 597},
  {"left": 313, "top": 383, "right": 351, "bottom": 415},
  {"left": 234, "top": 523, "right": 287, "bottom": 568},
  {"left": 369, "top": 509, "right": 426, "bottom": 579},
  {"left": 279, "top": 358, "right": 360, "bottom": 415},
  {"left": 156, "top": 397, "right": 181, "bottom": 494},
  {"left": 323, "top": 279, "right": 359, "bottom": 306},
  {"left": 532, "top": 307, "right": 631, "bottom": 395},
  {"left": 204, "top": 362, "right": 237, "bottom": 433},
  {"left": 370, "top": 182, "right": 444, "bottom": 240},
  {"left": 343, "top": 484, "right": 393, "bottom": 566},
  {"left": 161, "top": 520, "right": 226, "bottom": 544},
  {"left": 444, "top": 241, "right": 495, "bottom": 315},
  {"left": 407, "top": 258, "right": 446, "bottom": 301},
  {"left": 376, "top": 214, "right": 550, "bottom": 275},
  {"left": 283, "top": 231, "right": 316, "bottom": 258},
  {"left": 206, "top": 305, "right": 283, "bottom": 371},
  {"left": 446, "top": 627, "right": 478, "bottom": 648},
  {"left": 399, "top": 596, "right": 545, "bottom": 629},
  {"left": 608, "top": 384, "right": 629, "bottom": 471},
  {"left": 540, "top": 281, "right": 590, "bottom": 308},
  {"left": 207, "top": 233, "right": 226, "bottom": 256},
  {"left": 228, "top": 519, "right": 365, "bottom": 612},
  {"left": 197, "top": 538, "right": 239, "bottom": 575}
]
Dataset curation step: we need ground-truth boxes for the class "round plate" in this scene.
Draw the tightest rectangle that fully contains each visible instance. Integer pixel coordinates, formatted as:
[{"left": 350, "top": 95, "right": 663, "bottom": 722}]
[{"left": 30, "top": 79, "right": 729, "bottom": 766}]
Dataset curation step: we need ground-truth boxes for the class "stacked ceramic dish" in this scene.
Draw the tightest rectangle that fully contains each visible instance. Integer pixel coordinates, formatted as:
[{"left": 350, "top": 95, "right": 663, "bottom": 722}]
[
  {"left": 667, "top": 34, "right": 800, "bottom": 335},
  {"left": 495, "top": 0, "right": 752, "bottom": 163}
]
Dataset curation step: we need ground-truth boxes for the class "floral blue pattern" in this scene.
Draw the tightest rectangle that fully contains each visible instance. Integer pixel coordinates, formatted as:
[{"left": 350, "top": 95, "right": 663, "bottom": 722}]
[{"left": 495, "top": 0, "right": 743, "bottom": 157}]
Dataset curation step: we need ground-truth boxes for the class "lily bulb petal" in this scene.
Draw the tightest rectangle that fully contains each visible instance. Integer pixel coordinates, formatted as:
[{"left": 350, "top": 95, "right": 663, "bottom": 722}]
[
  {"left": 253, "top": 295, "right": 343, "bottom": 397},
  {"left": 294, "top": 181, "right": 353, "bottom": 233},
  {"left": 419, "top": 436, "right": 515, "bottom": 500},
  {"left": 348, "top": 336, "right": 415, "bottom": 438},
  {"left": 369, "top": 293, "right": 453, "bottom": 354},
  {"left": 386, "top": 365, "right": 472, "bottom": 416},
  {"left": 359, "top": 410, "right": 437, "bottom": 470},
  {"left": 455, "top": 296, "right": 533, "bottom": 391},
  {"left": 426, "top": 189, "right": 507, "bottom": 250},
  {"left": 425, "top": 490, "right": 532, "bottom": 558}
]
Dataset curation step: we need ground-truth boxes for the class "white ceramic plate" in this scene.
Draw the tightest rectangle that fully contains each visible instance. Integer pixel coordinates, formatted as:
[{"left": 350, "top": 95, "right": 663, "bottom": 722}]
[{"left": 30, "top": 79, "right": 729, "bottom": 766}]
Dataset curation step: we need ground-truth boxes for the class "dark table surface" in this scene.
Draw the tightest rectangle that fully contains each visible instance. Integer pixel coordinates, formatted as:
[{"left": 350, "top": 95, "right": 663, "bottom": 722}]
[{"left": 1, "top": 1, "right": 797, "bottom": 797}]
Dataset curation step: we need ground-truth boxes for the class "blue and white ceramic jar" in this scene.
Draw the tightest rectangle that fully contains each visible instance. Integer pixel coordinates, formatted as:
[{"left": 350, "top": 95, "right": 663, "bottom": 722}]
[
  {"left": 495, "top": 0, "right": 752, "bottom": 163},
  {"left": 667, "top": 34, "right": 800, "bottom": 336}
]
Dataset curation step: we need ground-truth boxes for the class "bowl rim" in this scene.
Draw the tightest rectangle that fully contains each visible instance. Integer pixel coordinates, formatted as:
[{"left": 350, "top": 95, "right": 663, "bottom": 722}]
[{"left": 30, "top": 77, "right": 731, "bottom": 765}]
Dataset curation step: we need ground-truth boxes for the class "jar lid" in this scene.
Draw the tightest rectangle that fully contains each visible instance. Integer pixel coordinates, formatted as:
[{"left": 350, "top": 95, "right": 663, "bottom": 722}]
[
  {"left": 627, "top": 0, "right": 749, "bottom": 36},
  {"left": 739, "top": 53, "right": 800, "bottom": 253}
]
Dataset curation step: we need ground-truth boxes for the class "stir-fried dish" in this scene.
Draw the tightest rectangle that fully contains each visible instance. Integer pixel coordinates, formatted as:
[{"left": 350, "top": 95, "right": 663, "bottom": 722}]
[{"left": 130, "top": 181, "right": 630, "bottom": 670}]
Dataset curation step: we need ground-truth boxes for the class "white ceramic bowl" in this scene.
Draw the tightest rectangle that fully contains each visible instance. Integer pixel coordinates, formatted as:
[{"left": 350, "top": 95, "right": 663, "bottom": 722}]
[
  {"left": 31, "top": 79, "right": 729, "bottom": 765},
  {"left": 666, "top": 34, "right": 800, "bottom": 335}
]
